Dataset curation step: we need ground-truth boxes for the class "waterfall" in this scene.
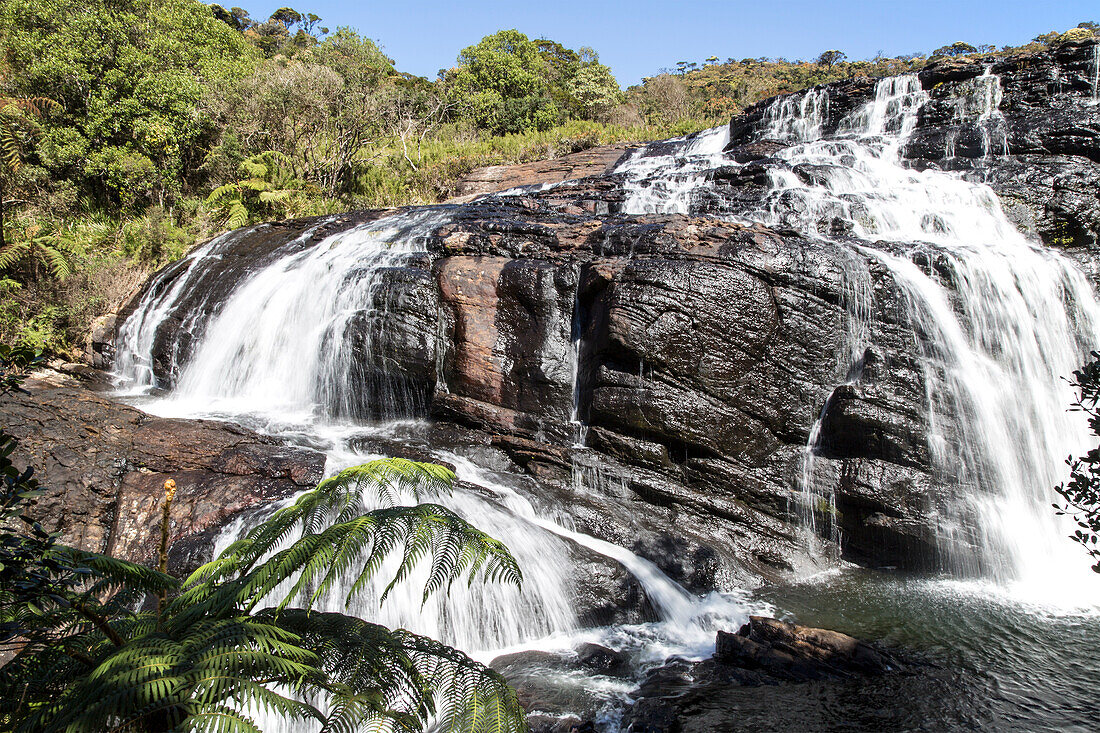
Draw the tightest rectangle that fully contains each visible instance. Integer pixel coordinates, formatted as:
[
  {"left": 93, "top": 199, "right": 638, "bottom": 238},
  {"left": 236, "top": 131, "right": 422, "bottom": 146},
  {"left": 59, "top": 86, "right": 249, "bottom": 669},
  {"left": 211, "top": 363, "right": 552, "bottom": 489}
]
[
  {"left": 1092, "top": 43, "right": 1100, "bottom": 102},
  {"left": 946, "top": 69, "right": 1009, "bottom": 160},
  {"left": 113, "top": 200, "right": 766, "bottom": 727},
  {"left": 117, "top": 209, "right": 448, "bottom": 421},
  {"left": 763, "top": 85, "right": 830, "bottom": 142},
  {"left": 797, "top": 248, "right": 875, "bottom": 565},
  {"left": 614, "top": 125, "right": 731, "bottom": 214},
  {"left": 569, "top": 282, "right": 590, "bottom": 447},
  {"left": 609, "top": 71, "right": 1100, "bottom": 601},
  {"left": 758, "top": 74, "right": 1100, "bottom": 601}
]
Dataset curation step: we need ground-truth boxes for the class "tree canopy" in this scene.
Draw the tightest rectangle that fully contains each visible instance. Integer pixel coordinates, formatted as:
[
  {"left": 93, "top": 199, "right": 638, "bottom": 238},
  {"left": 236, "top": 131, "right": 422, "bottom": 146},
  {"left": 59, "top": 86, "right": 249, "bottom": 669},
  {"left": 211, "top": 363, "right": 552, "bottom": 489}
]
[{"left": 445, "top": 29, "right": 622, "bottom": 134}]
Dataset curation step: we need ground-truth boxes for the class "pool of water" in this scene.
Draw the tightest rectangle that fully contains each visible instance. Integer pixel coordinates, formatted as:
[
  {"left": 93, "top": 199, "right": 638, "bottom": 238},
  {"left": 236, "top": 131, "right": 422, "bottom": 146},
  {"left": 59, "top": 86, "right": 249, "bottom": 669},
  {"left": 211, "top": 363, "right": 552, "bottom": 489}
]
[{"left": 747, "top": 569, "right": 1100, "bottom": 732}]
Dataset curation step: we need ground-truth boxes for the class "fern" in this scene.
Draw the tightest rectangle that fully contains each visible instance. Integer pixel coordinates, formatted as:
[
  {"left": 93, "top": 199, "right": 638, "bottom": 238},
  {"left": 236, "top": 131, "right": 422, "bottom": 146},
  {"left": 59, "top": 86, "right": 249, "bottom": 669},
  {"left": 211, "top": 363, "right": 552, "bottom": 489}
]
[
  {"left": 0, "top": 459, "right": 530, "bottom": 733},
  {"left": 204, "top": 150, "right": 308, "bottom": 229}
]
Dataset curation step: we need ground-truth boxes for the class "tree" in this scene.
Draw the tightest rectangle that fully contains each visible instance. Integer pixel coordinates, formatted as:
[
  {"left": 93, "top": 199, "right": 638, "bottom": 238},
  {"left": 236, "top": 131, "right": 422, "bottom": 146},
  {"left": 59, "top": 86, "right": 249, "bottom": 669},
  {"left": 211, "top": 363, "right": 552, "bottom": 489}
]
[
  {"left": 816, "top": 50, "right": 847, "bottom": 67},
  {"left": 567, "top": 62, "right": 623, "bottom": 120},
  {"left": 0, "top": 0, "right": 258, "bottom": 210},
  {"left": 0, "top": 95, "right": 56, "bottom": 241},
  {"left": 446, "top": 30, "right": 560, "bottom": 134},
  {"left": 269, "top": 7, "right": 303, "bottom": 29},
  {"left": 0, "top": 457, "right": 528, "bottom": 731},
  {"left": 931, "top": 41, "right": 978, "bottom": 57},
  {"left": 204, "top": 29, "right": 397, "bottom": 197},
  {"left": 637, "top": 73, "right": 691, "bottom": 123},
  {"left": 1055, "top": 352, "right": 1100, "bottom": 573}
]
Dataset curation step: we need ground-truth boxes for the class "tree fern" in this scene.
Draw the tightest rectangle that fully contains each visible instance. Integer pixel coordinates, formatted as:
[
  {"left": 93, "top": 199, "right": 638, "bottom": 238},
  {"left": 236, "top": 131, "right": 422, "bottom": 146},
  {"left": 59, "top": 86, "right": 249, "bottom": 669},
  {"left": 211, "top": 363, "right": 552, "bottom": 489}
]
[
  {"left": 205, "top": 150, "right": 309, "bottom": 229},
  {"left": 0, "top": 459, "right": 530, "bottom": 732}
]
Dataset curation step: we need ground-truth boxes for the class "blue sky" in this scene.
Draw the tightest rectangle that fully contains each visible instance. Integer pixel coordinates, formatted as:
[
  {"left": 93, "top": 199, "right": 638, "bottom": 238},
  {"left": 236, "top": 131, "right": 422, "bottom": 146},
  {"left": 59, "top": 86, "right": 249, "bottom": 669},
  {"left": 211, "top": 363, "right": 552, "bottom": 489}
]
[{"left": 241, "top": 1, "right": 1099, "bottom": 86}]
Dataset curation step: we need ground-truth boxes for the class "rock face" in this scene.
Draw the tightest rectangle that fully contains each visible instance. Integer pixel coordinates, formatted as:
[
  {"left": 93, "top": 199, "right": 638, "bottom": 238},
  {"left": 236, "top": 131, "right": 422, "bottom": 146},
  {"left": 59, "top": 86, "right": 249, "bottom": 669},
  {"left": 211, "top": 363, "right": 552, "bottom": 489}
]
[
  {"left": 0, "top": 372, "right": 325, "bottom": 564},
  {"left": 446, "top": 144, "right": 631, "bottom": 203},
  {"left": 102, "top": 41, "right": 1100, "bottom": 589},
  {"left": 620, "top": 617, "right": 916, "bottom": 733}
]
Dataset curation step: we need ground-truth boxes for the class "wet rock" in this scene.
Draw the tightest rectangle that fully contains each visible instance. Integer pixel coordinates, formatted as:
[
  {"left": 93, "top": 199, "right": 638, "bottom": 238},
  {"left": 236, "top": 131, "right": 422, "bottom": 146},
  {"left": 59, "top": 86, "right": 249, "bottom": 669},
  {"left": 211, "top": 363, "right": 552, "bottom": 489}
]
[
  {"left": 716, "top": 616, "right": 907, "bottom": 680},
  {"left": 574, "top": 643, "right": 631, "bottom": 678},
  {"left": 0, "top": 372, "right": 325, "bottom": 562},
  {"left": 623, "top": 618, "right": 914, "bottom": 731}
]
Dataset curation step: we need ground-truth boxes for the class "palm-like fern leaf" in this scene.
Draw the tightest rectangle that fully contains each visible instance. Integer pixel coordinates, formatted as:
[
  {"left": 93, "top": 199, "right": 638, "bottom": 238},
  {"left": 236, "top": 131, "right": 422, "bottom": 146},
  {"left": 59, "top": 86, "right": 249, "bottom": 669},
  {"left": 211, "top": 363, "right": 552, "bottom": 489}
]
[
  {"left": 0, "top": 96, "right": 59, "bottom": 174},
  {"left": 1, "top": 458, "right": 530, "bottom": 733},
  {"left": 265, "top": 610, "right": 527, "bottom": 733}
]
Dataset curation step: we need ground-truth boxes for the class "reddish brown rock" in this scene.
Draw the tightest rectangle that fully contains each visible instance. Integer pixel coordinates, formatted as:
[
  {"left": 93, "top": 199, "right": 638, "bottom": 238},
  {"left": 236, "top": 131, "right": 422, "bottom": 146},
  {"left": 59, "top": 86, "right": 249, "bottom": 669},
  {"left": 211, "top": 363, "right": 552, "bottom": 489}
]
[
  {"left": 445, "top": 144, "right": 631, "bottom": 203},
  {"left": 0, "top": 372, "right": 325, "bottom": 563}
]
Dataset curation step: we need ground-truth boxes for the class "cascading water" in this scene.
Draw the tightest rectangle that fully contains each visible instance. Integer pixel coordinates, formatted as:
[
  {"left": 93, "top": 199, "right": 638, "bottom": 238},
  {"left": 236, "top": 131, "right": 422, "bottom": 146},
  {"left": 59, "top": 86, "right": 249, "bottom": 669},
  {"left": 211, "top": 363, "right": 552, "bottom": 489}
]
[
  {"left": 615, "top": 125, "right": 730, "bottom": 214},
  {"left": 754, "top": 76, "right": 1100, "bottom": 603},
  {"left": 113, "top": 200, "right": 764, "bottom": 728},
  {"left": 1092, "top": 43, "right": 1100, "bottom": 102},
  {"left": 611, "top": 74, "right": 1100, "bottom": 604},
  {"left": 117, "top": 210, "right": 448, "bottom": 421},
  {"left": 942, "top": 68, "right": 1009, "bottom": 162},
  {"left": 763, "top": 85, "right": 830, "bottom": 142}
]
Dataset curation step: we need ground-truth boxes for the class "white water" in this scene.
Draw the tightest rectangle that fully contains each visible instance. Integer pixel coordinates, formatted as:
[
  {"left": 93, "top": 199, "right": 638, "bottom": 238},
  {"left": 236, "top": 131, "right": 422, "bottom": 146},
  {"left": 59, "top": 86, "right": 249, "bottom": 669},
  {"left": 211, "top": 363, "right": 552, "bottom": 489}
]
[
  {"left": 945, "top": 68, "right": 1009, "bottom": 160},
  {"left": 116, "top": 210, "right": 446, "bottom": 421},
  {"left": 615, "top": 125, "right": 731, "bottom": 214},
  {"left": 1092, "top": 44, "right": 1100, "bottom": 102},
  {"left": 770, "top": 78, "right": 1100, "bottom": 606},
  {"left": 764, "top": 85, "right": 831, "bottom": 142}
]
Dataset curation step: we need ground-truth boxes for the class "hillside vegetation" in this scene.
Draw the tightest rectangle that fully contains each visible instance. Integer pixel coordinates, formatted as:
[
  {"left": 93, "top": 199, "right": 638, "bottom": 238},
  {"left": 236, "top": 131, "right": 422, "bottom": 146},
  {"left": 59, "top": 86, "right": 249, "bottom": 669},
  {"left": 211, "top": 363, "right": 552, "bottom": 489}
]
[{"left": 0, "top": 0, "right": 1096, "bottom": 355}]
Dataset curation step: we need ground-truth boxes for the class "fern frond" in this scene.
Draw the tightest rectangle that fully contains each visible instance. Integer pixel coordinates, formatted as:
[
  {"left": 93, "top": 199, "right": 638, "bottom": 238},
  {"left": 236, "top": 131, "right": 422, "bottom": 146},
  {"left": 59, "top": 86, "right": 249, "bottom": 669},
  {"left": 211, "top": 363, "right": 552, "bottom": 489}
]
[
  {"left": 226, "top": 201, "right": 250, "bottom": 230},
  {"left": 232, "top": 501, "right": 518, "bottom": 613},
  {"left": 205, "top": 182, "right": 241, "bottom": 206},
  {"left": 258, "top": 189, "right": 291, "bottom": 203},
  {"left": 261, "top": 610, "right": 527, "bottom": 733},
  {"left": 0, "top": 240, "right": 30, "bottom": 271}
]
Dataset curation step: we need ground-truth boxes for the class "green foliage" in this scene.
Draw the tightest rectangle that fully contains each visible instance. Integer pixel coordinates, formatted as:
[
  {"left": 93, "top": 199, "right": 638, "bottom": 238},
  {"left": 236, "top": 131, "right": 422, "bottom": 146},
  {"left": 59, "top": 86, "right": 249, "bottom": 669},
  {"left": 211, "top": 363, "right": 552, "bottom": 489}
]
[
  {"left": 932, "top": 41, "right": 978, "bottom": 58},
  {"left": 816, "top": 50, "right": 848, "bottom": 67},
  {"left": 447, "top": 30, "right": 560, "bottom": 134},
  {"left": 0, "top": 225, "right": 81, "bottom": 279},
  {"left": 0, "top": 458, "right": 528, "bottom": 732},
  {"left": 2, "top": 3, "right": 1088, "bottom": 359},
  {"left": 568, "top": 62, "right": 625, "bottom": 120},
  {"left": 206, "top": 151, "right": 310, "bottom": 229},
  {"left": 0, "top": 0, "right": 259, "bottom": 209},
  {"left": 445, "top": 30, "right": 623, "bottom": 134},
  {"left": 1054, "top": 353, "right": 1100, "bottom": 573}
]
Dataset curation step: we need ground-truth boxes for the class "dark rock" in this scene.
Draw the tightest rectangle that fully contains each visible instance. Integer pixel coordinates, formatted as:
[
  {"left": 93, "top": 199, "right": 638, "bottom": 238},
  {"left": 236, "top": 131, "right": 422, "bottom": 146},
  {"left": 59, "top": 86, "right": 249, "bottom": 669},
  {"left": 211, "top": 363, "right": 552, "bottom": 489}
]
[
  {"left": 574, "top": 643, "right": 630, "bottom": 678},
  {"left": 623, "top": 617, "right": 916, "bottom": 731},
  {"left": 715, "top": 616, "right": 907, "bottom": 680}
]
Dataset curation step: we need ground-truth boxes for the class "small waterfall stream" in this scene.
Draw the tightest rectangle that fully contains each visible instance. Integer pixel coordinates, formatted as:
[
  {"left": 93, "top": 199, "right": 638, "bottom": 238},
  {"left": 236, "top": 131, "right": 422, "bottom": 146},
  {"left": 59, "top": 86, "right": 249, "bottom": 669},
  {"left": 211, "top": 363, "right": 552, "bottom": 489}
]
[{"left": 1092, "top": 43, "right": 1100, "bottom": 102}]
